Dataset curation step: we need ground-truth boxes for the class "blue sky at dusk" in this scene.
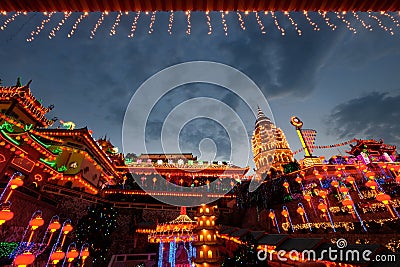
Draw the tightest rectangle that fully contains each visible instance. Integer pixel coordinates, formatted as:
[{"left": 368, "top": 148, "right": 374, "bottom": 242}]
[{"left": 0, "top": 11, "right": 399, "bottom": 169}]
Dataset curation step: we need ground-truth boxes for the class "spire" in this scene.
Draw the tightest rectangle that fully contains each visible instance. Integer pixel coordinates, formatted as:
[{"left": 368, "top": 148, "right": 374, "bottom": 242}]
[
  {"left": 180, "top": 206, "right": 187, "bottom": 215},
  {"left": 256, "top": 106, "right": 272, "bottom": 125}
]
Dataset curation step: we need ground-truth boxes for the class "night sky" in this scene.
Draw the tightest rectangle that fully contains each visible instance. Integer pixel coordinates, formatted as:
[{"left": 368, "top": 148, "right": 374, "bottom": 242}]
[{"left": 0, "top": 11, "right": 399, "bottom": 171}]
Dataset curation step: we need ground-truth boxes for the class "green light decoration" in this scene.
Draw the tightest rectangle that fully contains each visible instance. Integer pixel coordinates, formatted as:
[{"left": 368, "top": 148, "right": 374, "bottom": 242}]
[
  {"left": 0, "top": 122, "right": 14, "bottom": 133},
  {"left": 23, "top": 124, "right": 33, "bottom": 132},
  {"left": 57, "top": 165, "right": 67, "bottom": 172},
  {"left": 30, "top": 134, "right": 51, "bottom": 148},
  {"left": 40, "top": 158, "right": 57, "bottom": 168},
  {"left": 51, "top": 147, "right": 63, "bottom": 155},
  {"left": 124, "top": 158, "right": 133, "bottom": 164},
  {"left": 0, "top": 242, "right": 18, "bottom": 258}
]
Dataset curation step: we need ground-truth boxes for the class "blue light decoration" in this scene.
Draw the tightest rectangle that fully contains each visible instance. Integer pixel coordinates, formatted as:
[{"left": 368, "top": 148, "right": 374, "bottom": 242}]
[
  {"left": 158, "top": 241, "right": 163, "bottom": 267},
  {"left": 168, "top": 238, "right": 177, "bottom": 267},
  {"left": 187, "top": 241, "right": 196, "bottom": 265}
]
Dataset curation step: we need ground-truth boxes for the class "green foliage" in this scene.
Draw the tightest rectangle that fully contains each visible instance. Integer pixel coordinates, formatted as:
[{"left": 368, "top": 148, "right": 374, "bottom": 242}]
[
  {"left": 0, "top": 242, "right": 18, "bottom": 258},
  {"left": 283, "top": 161, "right": 300, "bottom": 174},
  {"left": 76, "top": 204, "right": 118, "bottom": 266}
]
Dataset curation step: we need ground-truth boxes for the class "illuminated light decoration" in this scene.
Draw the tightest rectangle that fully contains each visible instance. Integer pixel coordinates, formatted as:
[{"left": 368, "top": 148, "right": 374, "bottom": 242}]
[
  {"left": 283, "top": 181, "right": 290, "bottom": 193},
  {"left": 65, "top": 247, "right": 79, "bottom": 262},
  {"left": 79, "top": 245, "right": 90, "bottom": 266},
  {"left": 352, "top": 11, "right": 372, "bottom": 31},
  {"left": 318, "top": 11, "right": 337, "bottom": 30},
  {"left": 27, "top": 12, "right": 55, "bottom": 42},
  {"left": 185, "top": 10, "right": 191, "bottom": 35},
  {"left": 90, "top": 12, "right": 106, "bottom": 39},
  {"left": 284, "top": 11, "right": 301, "bottom": 35},
  {"left": 382, "top": 12, "right": 400, "bottom": 27},
  {"left": 0, "top": 203, "right": 14, "bottom": 225},
  {"left": 281, "top": 206, "right": 294, "bottom": 232},
  {"left": 270, "top": 11, "right": 285, "bottom": 35},
  {"left": 221, "top": 11, "right": 228, "bottom": 36},
  {"left": 0, "top": 11, "right": 22, "bottom": 31},
  {"left": 303, "top": 11, "right": 320, "bottom": 31},
  {"left": 14, "top": 251, "right": 35, "bottom": 267},
  {"left": 48, "top": 12, "right": 72, "bottom": 39},
  {"left": 268, "top": 209, "right": 280, "bottom": 233},
  {"left": 148, "top": 11, "right": 156, "bottom": 34},
  {"left": 296, "top": 206, "right": 305, "bottom": 223},
  {"left": 334, "top": 12, "right": 357, "bottom": 33},
  {"left": 29, "top": 214, "right": 45, "bottom": 231},
  {"left": 368, "top": 12, "right": 394, "bottom": 35},
  {"left": 376, "top": 193, "right": 396, "bottom": 218},
  {"left": 236, "top": 11, "right": 246, "bottom": 30},
  {"left": 254, "top": 12, "right": 266, "bottom": 34},
  {"left": 50, "top": 249, "right": 65, "bottom": 264},
  {"left": 304, "top": 194, "right": 312, "bottom": 208},
  {"left": 298, "top": 203, "right": 312, "bottom": 231},
  {"left": 68, "top": 12, "right": 88, "bottom": 37},
  {"left": 110, "top": 11, "right": 123, "bottom": 36},
  {"left": 167, "top": 11, "right": 173, "bottom": 34},
  {"left": 206, "top": 11, "right": 212, "bottom": 35}
]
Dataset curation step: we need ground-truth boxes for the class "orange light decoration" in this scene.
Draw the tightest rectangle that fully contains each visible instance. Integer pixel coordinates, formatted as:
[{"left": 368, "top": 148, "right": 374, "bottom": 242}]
[
  {"left": 283, "top": 181, "right": 290, "bottom": 193},
  {"left": 50, "top": 249, "right": 65, "bottom": 264},
  {"left": 29, "top": 214, "right": 45, "bottom": 230},
  {"left": 0, "top": 203, "right": 14, "bottom": 225},
  {"left": 14, "top": 251, "right": 36, "bottom": 267},
  {"left": 339, "top": 186, "right": 349, "bottom": 195},
  {"left": 66, "top": 248, "right": 79, "bottom": 262},
  {"left": 365, "top": 180, "right": 378, "bottom": 192},
  {"left": 296, "top": 206, "right": 305, "bottom": 223},
  {"left": 3, "top": 175, "right": 24, "bottom": 202},
  {"left": 319, "top": 190, "right": 328, "bottom": 200},
  {"left": 80, "top": 246, "right": 90, "bottom": 266},
  {"left": 376, "top": 193, "right": 396, "bottom": 218},
  {"left": 331, "top": 180, "right": 339, "bottom": 188},
  {"left": 366, "top": 171, "right": 375, "bottom": 179},
  {"left": 60, "top": 223, "right": 73, "bottom": 246},
  {"left": 281, "top": 209, "right": 289, "bottom": 221},
  {"left": 396, "top": 175, "right": 400, "bottom": 184},
  {"left": 304, "top": 194, "right": 312, "bottom": 208},
  {"left": 268, "top": 211, "right": 276, "bottom": 226},
  {"left": 295, "top": 176, "right": 302, "bottom": 184}
]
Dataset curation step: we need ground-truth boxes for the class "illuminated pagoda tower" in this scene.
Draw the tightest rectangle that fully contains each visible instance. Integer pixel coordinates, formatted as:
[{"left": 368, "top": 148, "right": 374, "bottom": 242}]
[
  {"left": 193, "top": 204, "right": 222, "bottom": 267},
  {"left": 149, "top": 207, "right": 197, "bottom": 267},
  {"left": 251, "top": 107, "right": 294, "bottom": 177}
]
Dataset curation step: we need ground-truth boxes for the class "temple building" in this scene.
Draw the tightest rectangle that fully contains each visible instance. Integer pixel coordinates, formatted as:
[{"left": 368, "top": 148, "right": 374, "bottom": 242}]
[{"left": 251, "top": 107, "right": 294, "bottom": 178}]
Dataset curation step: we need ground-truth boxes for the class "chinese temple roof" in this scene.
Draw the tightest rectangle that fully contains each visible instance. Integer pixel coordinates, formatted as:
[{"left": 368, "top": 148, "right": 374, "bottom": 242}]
[{"left": 0, "top": 0, "right": 398, "bottom": 12}]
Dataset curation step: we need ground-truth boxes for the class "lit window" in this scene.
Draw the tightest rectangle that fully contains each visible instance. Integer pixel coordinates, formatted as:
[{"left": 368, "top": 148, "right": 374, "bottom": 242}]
[
  {"left": 207, "top": 234, "right": 211, "bottom": 241},
  {"left": 208, "top": 250, "right": 213, "bottom": 258},
  {"left": 200, "top": 208, "right": 203, "bottom": 213},
  {"left": 206, "top": 220, "right": 210, "bottom": 226},
  {"left": 206, "top": 208, "right": 210, "bottom": 213},
  {"left": 200, "top": 235, "right": 203, "bottom": 241},
  {"left": 200, "top": 221, "right": 203, "bottom": 226},
  {"left": 200, "top": 251, "right": 204, "bottom": 258}
]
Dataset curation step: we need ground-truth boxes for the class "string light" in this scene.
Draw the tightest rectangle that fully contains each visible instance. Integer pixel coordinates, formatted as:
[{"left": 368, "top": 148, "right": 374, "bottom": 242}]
[
  {"left": 26, "top": 12, "right": 55, "bottom": 42},
  {"left": 318, "top": 11, "right": 337, "bottom": 30},
  {"left": 368, "top": 12, "right": 394, "bottom": 35},
  {"left": 48, "top": 12, "right": 72, "bottom": 39},
  {"left": 110, "top": 11, "right": 123, "bottom": 36},
  {"left": 148, "top": 11, "right": 156, "bottom": 34},
  {"left": 254, "top": 12, "right": 266, "bottom": 34},
  {"left": 90, "top": 12, "right": 106, "bottom": 39},
  {"left": 1, "top": 12, "right": 22, "bottom": 31},
  {"left": 206, "top": 11, "right": 212, "bottom": 35},
  {"left": 221, "top": 11, "right": 228, "bottom": 36},
  {"left": 167, "top": 11, "right": 174, "bottom": 35},
  {"left": 335, "top": 12, "right": 357, "bottom": 34},
  {"left": 68, "top": 12, "right": 88, "bottom": 38},
  {"left": 128, "top": 11, "right": 141, "bottom": 38},
  {"left": 185, "top": 10, "right": 191, "bottom": 35},
  {"left": 303, "top": 11, "right": 320, "bottom": 31},
  {"left": 352, "top": 11, "right": 372, "bottom": 31},
  {"left": 270, "top": 11, "right": 285, "bottom": 36},
  {"left": 284, "top": 11, "right": 301, "bottom": 35},
  {"left": 1, "top": 11, "right": 6, "bottom": 16},
  {"left": 382, "top": 11, "right": 400, "bottom": 27},
  {"left": 236, "top": 11, "right": 246, "bottom": 30}
]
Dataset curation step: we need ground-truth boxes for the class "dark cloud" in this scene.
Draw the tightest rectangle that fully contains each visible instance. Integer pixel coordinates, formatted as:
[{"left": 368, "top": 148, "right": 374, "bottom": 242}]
[{"left": 325, "top": 91, "right": 400, "bottom": 146}]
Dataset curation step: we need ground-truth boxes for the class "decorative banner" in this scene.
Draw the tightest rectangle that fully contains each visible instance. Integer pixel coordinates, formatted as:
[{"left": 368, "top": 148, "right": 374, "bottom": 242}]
[
  {"left": 301, "top": 129, "right": 317, "bottom": 154},
  {"left": 11, "top": 156, "right": 35, "bottom": 172},
  {"left": 293, "top": 138, "right": 357, "bottom": 155}
]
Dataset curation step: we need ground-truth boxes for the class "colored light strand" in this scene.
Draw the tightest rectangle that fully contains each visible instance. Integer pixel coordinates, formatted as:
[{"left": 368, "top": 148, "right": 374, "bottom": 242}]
[
  {"left": 368, "top": 12, "right": 394, "bottom": 35},
  {"left": 1, "top": 11, "right": 22, "bottom": 31},
  {"left": 254, "top": 12, "right": 266, "bottom": 34},
  {"left": 128, "top": 11, "right": 141, "bottom": 38},
  {"left": 168, "top": 11, "right": 173, "bottom": 35},
  {"left": 270, "top": 11, "right": 285, "bottom": 35},
  {"left": 48, "top": 12, "right": 72, "bottom": 39},
  {"left": 318, "top": 11, "right": 337, "bottom": 30},
  {"left": 90, "top": 12, "right": 106, "bottom": 39},
  {"left": 185, "top": 10, "right": 191, "bottom": 35},
  {"left": 148, "top": 11, "right": 156, "bottom": 34},
  {"left": 351, "top": 11, "right": 372, "bottom": 31},
  {"left": 382, "top": 11, "right": 400, "bottom": 27},
  {"left": 284, "top": 11, "right": 302, "bottom": 35},
  {"left": 335, "top": 12, "right": 357, "bottom": 34},
  {"left": 68, "top": 12, "right": 88, "bottom": 38},
  {"left": 206, "top": 11, "right": 212, "bottom": 35},
  {"left": 221, "top": 11, "right": 228, "bottom": 36},
  {"left": 110, "top": 11, "right": 123, "bottom": 36},
  {"left": 27, "top": 12, "right": 55, "bottom": 42},
  {"left": 303, "top": 11, "right": 320, "bottom": 31},
  {"left": 237, "top": 11, "right": 246, "bottom": 30}
]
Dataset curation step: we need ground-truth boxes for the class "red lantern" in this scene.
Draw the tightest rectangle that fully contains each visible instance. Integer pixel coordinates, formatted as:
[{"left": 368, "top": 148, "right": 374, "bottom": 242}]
[
  {"left": 319, "top": 190, "right": 328, "bottom": 199},
  {"left": 365, "top": 180, "right": 378, "bottom": 190},
  {"left": 0, "top": 207, "right": 14, "bottom": 225},
  {"left": 268, "top": 211, "right": 275, "bottom": 220},
  {"left": 10, "top": 177, "right": 24, "bottom": 190},
  {"left": 366, "top": 171, "right": 375, "bottom": 179},
  {"left": 346, "top": 176, "right": 355, "bottom": 184},
  {"left": 331, "top": 180, "right": 339, "bottom": 188},
  {"left": 318, "top": 203, "right": 327, "bottom": 213},
  {"left": 316, "top": 174, "right": 323, "bottom": 181},
  {"left": 50, "top": 249, "right": 65, "bottom": 264},
  {"left": 339, "top": 186, "right": 349, "bottom": 195},
  {"left": 49, "top": 221, "right": 61, "bottom": 232},
  {"left": 14, "top": 252, "right": 36, "bottom": 266},
  {"left": 295, "top": 177, "right": 302, "bottom": 184},
  {"left": 281, "top": 209, "right": 288, "bottom": 218},
  {"left": 66, "top": 249, "right": 79, "bottom": 262},
  {"left": 283, "top": 181, "right": 289, "bottom": 189},
  {"left": 80, "top": 248, "right": 90, "bottom": 260},
  {"left": 296, "top": 206, "right": 304, "bottom": 216},
  {"left": 376, "top": 193, "right": 391, "bottom": 205},
  {"left": 342, "top": 197, "right": 354, "bottom": 209},
  {"left": 322, "top": 165, "right": 328, "bottom": 172},
  {"left": 62, "top": 223, "right": 73, "bottom": 234},
  {"left": 304, "top": 195, "right": 312, "bottom": 202},
  {"left": 29, "top": 215, "right": 44, "bottom": 230}
]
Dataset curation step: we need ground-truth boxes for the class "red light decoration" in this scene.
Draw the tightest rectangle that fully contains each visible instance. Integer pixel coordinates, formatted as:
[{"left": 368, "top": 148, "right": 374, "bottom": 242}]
[
  {"left": 14, "top": 251, "right": 36, "bottom": 267},
  {"left": 49, "top": 221, "right": 61, "bottom": 232},
  {"left": 10, "top": 177, "right": 23, "bottom": 189},
  {"left": 50, "top": 249, "right": 65, "bottom": 264},
  {"left": 0, "top": 205, "right": 14, "bottom": 225},
  {"left": 66, "top": 248, "right": 79, "bottom": 262},
  {"left": 62, "top": 223, "right": 73, "bottom": 234},
  {"left": 318, "top": 202, "right": 327, "bottom": 213},
  {"left": 29, "top": 215, "right": 45, "bottom": 230}
]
